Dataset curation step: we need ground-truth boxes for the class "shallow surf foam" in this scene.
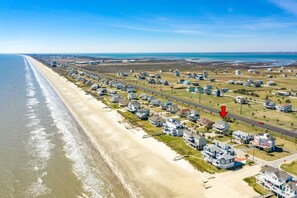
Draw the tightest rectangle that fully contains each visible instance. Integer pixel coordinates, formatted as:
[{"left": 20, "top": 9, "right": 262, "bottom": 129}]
[
  {"left": 26, "top": 58, "right": 109, "bottom": 198},
  {"left": 24, "top": 59, "right": 53, "bottom": 196}
]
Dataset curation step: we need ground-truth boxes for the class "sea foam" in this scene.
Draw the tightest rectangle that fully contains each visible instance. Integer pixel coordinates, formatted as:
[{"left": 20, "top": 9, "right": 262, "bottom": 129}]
[
  {"left": 24, "top": 59, "right": 53, "bottom": 197},
  {"left": 27, "top": 58, "right": 106, "bottom": 198}
]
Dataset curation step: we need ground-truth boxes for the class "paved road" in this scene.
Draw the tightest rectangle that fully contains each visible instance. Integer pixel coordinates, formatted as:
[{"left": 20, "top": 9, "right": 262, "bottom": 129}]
[{"left": 78, "top": 67, "right": 297, "bottom": 138}]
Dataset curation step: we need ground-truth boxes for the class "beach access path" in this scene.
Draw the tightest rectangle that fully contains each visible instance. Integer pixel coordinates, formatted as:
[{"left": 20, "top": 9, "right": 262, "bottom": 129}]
[{"left": 26, "top": 56, "right": 258, "bottom": 198}]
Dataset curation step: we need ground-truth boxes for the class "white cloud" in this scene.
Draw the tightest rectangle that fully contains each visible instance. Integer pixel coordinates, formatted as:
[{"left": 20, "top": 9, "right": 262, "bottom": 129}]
[{"left": 270, "top": 0, "right": 297, "bottom": 16}]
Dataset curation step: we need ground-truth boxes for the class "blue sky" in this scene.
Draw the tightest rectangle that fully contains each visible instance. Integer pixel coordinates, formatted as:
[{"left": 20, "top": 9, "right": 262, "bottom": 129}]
[{"left": 1, "top": 0, "right": 297, "bottom": 53}]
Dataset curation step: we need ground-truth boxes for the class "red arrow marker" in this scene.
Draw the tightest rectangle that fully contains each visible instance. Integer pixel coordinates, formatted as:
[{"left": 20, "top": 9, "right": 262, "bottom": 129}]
[{"left": 220, "top": 106, "right": 228, "bottom": 118}]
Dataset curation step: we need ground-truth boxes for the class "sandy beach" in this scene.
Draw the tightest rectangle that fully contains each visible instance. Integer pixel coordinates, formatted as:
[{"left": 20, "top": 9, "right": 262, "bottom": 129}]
[
  {"left": 25, "top": 56, "right": 208, "bottom": 197},
  {"left": 25, "top": 56, "right": 259, "bottom": 198}
]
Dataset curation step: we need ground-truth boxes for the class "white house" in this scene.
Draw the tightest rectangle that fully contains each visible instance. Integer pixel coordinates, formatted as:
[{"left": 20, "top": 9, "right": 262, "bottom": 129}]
[
  {"left": 163, "top": 118, "right": 184, "bottom": 137},
  {"left": 183, "top": 130, "right": 207, "bottom": 150},
  {"left": 232, "top": 130, "right": 253, "bottom": 144},
  {"left": 252, "top": 133, "right": 275, "bottom": 152},
  {"left": 126, "top": 101, "right": 141, "bottom": 113},
  {"left": 276, "top": 104, "right": 293, "bottom": 113},
  {"left": 235, "top": 96, "right": 248, "bottom": 104},
  {"left": 235, "top": 70, "right": 242, "bottom": 75},
  {"left": 128, "top": 93, "right": 137, "bottom": 100},
  {"left": 202, "top": 143, "right": 236, "bottom": 169},
  {"left": 256, "top": 165, "right": 297, "bottom": 198},
  {"left": 212, "top": 120, "right": 230, "bottom": 135}
]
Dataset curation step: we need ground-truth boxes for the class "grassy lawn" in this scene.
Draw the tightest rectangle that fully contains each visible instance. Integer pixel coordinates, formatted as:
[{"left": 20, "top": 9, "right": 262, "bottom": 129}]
[
  {"left": 281, "top": 161, "right": 297, "bottom": 176},
  {"left": 213, "top": 134, "right": 231, "bottom": 142},
  {"left": 246, "top": 147, "right": 291, "bottom": 161},
  {"left": 243, "top": 176, "right": 272, "bottom": 196}
]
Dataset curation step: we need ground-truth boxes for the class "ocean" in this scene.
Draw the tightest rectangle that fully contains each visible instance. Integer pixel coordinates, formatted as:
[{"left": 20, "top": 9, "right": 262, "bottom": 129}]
[
  {"left": 77, "top": 52, "right": 297, "bottom": 65},
  {"left": 0, "top": 54, "right": 128, "bottom": 197}
]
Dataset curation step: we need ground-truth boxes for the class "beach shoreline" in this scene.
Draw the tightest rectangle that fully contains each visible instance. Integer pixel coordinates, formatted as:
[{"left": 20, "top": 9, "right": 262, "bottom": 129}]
[
  {"left": 25, "top": 56, "right": 209, "bottom": 197},
  {"left": 25, "top": 55, "right": 260, "bottom": 198}
]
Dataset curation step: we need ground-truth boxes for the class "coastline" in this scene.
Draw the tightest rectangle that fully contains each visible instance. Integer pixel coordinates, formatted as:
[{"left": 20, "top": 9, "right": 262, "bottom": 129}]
[{"left": 24, "top": 56, "right": 207, "bottom": 197}]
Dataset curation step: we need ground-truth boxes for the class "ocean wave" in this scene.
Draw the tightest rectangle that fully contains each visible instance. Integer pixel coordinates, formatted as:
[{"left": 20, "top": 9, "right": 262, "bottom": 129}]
[
  {"left": 27, "top": 58, "right": 106, "bottom": 198},
  {"left": 27, "top": 177, "right": 51, "bottom": 197},
  {"left": 24, "top": 58, "right": 53, "bottom": 196}
]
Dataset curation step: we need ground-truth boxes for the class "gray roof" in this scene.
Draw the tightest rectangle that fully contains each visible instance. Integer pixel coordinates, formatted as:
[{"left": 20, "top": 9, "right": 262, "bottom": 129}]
[
  {"left": 149, "top": 115, "right": 164, "bottom": 122},
  {"left": 206, "top": 145, "right": 221, "bottom": 153},
  {"left": 232, "top": 130, "right": 251, "bottom": 137},
  {"left": 261, "top": 165, "right": 292, "bottom": 181},
  {"left": 288, "top": 181, "right": 297, "bottom": 191},
  {"left": 261, "top": 165, "right": 278, "bottom": 173},
  {"left": 274, "top": 170, "right": 292, "bottom": 181},
  {"left": 214, "top": 120, "right": 229, "bottom": 128},
  {"left": 138, "top": 108, "right": 150, "bottom": 113}
]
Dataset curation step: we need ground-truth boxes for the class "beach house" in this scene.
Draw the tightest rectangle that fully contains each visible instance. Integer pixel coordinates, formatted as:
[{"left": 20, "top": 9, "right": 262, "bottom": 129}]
[
  {"left": 235, "top": 81, "right": 244, "bottom": 85},
  {"left": 209, "top": 78, "right": 215, "bottom": 82},
  {"left": 235, "top": 70, "right": 242, "bottom": 75},
  {"left": 119, "top": 98, "right": 129, "bottom": 107},
  {"left": 97, "top": 88, "right": 107, "bottom": 96},
  {"left": 199, "top": 118, "right": 215, "bottom": 128},
  {"left": 148, "top": 78, "right": 156, "bottom": 84},
  {"left": 195, "top": 87, "right": 204, "bottom": 93},
  {"left": 276, "top": 104, "right": 293, "bottom": 113},
  {"left": 178, "top": 108, "right": 190, "bottom": 118},
  {"left": 267, "top": 81, "right": 276, "bottom": 86},
  {"left": 140, "top": 94, "right": 149, "bottom": 100},
  {"left": 235, "top": 96, "right": 248, "bottom": 104},
  {"left": 263, "top": 101, "right": 276, "bottom": 109},
  {"left": 275, "top": 91, "right": 291, "bottom": 97},
  {"left": 147, "top": 96, "right": 156, "bottom": 103},
  {"left": 126, "top": 101, "right": 141, "bottom": 113},
  {"left": 174, "top": 69, "right": 180, "bottom": 76},
  {"left": 196, "top": 75, "right": 204, "bottom": 80},
  {"left": 252, "top": 133, "right": 275, "bottom": 152},
  {"left": 256, "top": 165, "right": 297, "bottom": 198},
  {"left": 188, "top": 110, "right": 200, "bottom": 122},
  {"left": 232, "top": 130, "right": 253, "bottom": 144},
  {"left": 91, "top": 83, "right": 99, "bottom": 90},
  {"left": 187, "top": 86, "right": 196, "bottom": 92},
  {"left": 149, "top": 115, "right": 165, "bottom": 127},
  {"left": 227, "top": 80, "right": 235, "bottom": 84},
  {"left": 161, "top": 101, "right": 172, "bottom": 110},
  {"left": 111, "top": 94, "right": 121, "bottom": 103},
  {"left": 160, "top": 79, "right": 169, "bottom": 85},
  {"left": 128, "top": 92, "right": 137, "bottom": 100},
  {"left": 183, "top": 130, "right": 207, "bottom": 150},
  {"left": 202, "top": 143, "right": 236, "bottom": 169},
  {"left": 163, "top": 118, "right": 184, "bottom": 137},
  {"left": 212, "top": 120, "right": 230, "bottom": 135},
  {"left": 150, "top": 99, "right": 161, "bottom": 107},
  {"left": 167, "top": 104, "right": 179, "bottom": 114},
  {"left": 136, "top": 108, "right": 150, "bottom": 120},
  {"left": 212, "top": 89, "right": 221, "bottom": 97},
  {"left": 203, "top": 70, "right": 209, "bottom": 78}
]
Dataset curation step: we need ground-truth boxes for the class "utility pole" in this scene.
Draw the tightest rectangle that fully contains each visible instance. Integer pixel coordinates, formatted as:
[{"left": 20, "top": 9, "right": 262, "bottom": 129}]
[{"left": 253, "top": 148, "right": 255, "bottom": 162}]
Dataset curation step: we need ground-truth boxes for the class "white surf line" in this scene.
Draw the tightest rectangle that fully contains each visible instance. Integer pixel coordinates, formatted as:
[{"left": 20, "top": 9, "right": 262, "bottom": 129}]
[
  {"left": 24, "top": 59, "right": 53, "bottom": 196},
  {"left": 26, "top": 58, "right": 109, "bottom": 198}
]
